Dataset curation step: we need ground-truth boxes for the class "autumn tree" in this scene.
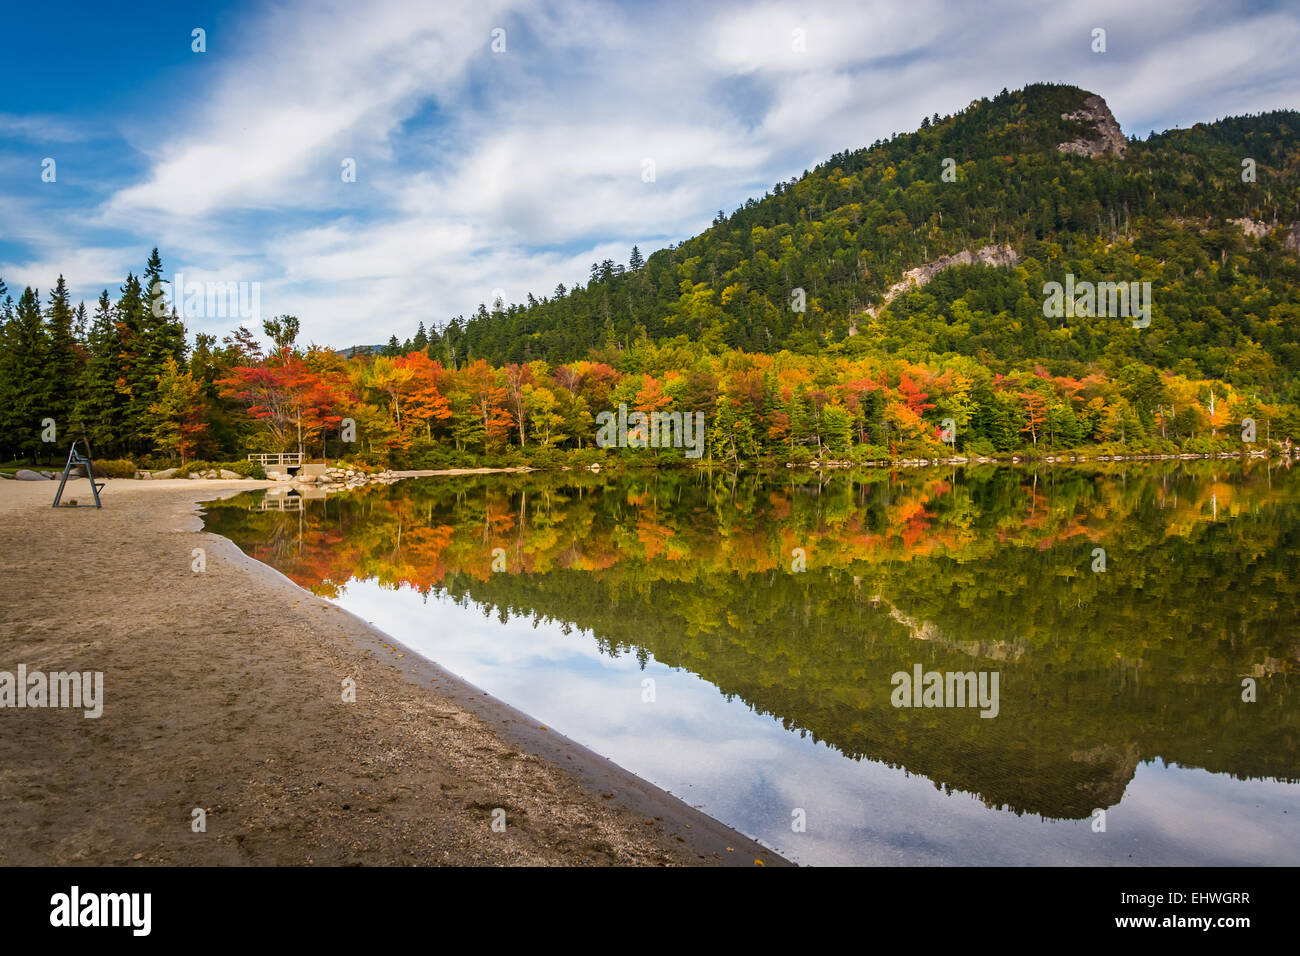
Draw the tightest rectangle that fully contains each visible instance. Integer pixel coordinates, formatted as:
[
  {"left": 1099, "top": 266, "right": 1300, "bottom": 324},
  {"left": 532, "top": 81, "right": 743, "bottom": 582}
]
[{"left": 148, "top": 355, "right": 208, "bottom": 463}]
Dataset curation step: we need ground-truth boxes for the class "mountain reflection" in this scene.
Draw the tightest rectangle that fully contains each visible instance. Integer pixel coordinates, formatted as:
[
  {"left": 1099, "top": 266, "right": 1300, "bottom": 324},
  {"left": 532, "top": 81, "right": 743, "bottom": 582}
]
[{"left": 203, "top": 461, "right": 1300, "bottom": 820}]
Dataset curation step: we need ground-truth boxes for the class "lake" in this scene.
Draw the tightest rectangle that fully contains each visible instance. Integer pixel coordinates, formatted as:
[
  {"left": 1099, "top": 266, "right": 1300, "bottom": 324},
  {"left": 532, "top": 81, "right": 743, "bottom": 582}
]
[{"left": 202, "top": 462, "right": 1300, "bottom": 866}]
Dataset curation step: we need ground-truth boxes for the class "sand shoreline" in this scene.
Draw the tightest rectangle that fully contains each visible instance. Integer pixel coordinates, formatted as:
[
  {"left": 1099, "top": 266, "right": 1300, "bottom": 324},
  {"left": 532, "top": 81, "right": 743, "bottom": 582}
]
[{"left": 0, "top": 477, "right": 786, "bottom": 867}]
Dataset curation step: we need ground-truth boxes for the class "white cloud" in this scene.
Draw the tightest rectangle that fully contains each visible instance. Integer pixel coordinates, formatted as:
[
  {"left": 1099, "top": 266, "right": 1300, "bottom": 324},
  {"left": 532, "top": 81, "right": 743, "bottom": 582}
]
[
  {"left": 104, "top": 0, "right": 515, "bottom": 218},
  {"left": 4, "top": 0, "right": 1298, "bottom": 340},
  {"left": 0, "top": 113, "right": 93, "bottom": 143}
]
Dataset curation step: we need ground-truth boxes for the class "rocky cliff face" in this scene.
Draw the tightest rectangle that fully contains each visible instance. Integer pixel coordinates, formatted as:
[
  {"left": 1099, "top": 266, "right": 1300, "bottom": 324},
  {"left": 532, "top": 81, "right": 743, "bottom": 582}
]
[
  {"left": 1230, "top": 217, "right": 1272, "bottom": 239},
  {"left": 853, "top": 244, "right": 1020, "bottom": 329},
  {"left": 1058, "top": 94, "right": 1128, "bottom": 158},
  {"left": 885, "top": 243, "right": 1020, "bottom": 302},
  {"left": 1229, "top": 217, "right": 1300, "bottom": 250}
]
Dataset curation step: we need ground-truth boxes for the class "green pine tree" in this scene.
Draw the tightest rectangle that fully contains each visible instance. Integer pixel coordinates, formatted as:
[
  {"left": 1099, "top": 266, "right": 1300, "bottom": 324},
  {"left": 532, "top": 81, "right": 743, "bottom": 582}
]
[
  {"left": 76, "top": 290, "right": 125, "bottom": 456},
  {"left": 1, "top": 288, "right": 51, "bottom": 460},
  {"left": 45, "top": 275, "right": 82, "bottom": 444}
]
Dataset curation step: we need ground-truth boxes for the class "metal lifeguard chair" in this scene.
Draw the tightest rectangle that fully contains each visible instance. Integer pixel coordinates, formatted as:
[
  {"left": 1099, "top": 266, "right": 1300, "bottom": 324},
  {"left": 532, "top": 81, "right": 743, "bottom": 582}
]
[{"left": 52, "top": 440, "right": 106, "bottom": 508}]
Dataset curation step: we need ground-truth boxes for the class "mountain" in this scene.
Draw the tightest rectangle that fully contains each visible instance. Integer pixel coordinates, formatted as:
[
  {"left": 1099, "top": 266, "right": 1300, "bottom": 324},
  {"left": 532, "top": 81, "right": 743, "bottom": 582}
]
[
  {"left": 433, "top": 83, "right": 1300, "bottom": 392},
  {"left": 337, "top": 344, "right": 385, "bottom": 359}
]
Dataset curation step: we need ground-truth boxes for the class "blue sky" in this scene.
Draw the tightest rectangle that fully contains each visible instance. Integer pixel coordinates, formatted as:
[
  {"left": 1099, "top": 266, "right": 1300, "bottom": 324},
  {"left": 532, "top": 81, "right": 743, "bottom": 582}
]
[{"left": 2, "top": 0, "right": 1297, "bottom": 347}]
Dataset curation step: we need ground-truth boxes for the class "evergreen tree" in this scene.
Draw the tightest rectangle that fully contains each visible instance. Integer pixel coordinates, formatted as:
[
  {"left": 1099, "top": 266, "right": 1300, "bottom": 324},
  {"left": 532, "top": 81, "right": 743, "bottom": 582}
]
[
  {"left": 115, "top": 272, "right": 150, "bottom": 453},
  {"left": 142, "top": 247, "right": 166, "bottom": 329},
  {"left": 818, "top": 404, "right": 854, "bottom": 453},
  {"left": 45, "top": 275, "right": 81, "bottom": 442},
  {"left": 142, "top": 248, "right": 186, "bottom": 374},
  {"left": 77, "top": 290, "right": 124, "bottom": 456},
  {"left": 424, "top": 321, "right": 442, "bottom": 359},
  {"left": 1, "top": 288, "right": 51, "bottom": 460}
]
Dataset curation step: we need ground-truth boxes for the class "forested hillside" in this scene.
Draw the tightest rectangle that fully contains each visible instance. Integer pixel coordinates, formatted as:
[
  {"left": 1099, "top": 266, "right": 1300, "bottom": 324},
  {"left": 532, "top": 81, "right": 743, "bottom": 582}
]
[
  {"left": 3, "top": 83, "right": 1299, "bottom": 468},
  {"left": 436, "top": 83, "right": 1300, "bottom": 378}
]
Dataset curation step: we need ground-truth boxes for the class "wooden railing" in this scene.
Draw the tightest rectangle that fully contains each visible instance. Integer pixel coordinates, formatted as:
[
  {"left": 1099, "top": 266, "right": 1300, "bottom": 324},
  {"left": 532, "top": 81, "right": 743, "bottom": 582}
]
[
  {"left": 253, "top": 495, "right": 302, "bottom": 512},
  {"left": 247, "top": 453, "right": 303, "bottom": 466}
]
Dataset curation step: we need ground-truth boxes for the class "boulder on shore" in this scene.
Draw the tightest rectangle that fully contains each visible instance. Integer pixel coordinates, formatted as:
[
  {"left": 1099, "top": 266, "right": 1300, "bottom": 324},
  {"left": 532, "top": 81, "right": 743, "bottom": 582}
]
[{"left": 15, "top": 469, "right": 49, "bottom": 481}]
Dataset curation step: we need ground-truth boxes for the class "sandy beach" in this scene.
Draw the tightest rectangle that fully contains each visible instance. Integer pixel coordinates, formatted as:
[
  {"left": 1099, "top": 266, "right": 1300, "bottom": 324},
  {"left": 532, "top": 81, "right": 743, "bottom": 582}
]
[{"left": 0, "top": 476, "right": 784, "bottom": 866}]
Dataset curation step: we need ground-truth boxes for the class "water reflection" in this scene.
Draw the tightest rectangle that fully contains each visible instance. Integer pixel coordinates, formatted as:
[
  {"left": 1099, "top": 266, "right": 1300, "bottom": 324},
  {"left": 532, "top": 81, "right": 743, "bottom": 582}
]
[{"left": 203, "top": 462, "right": 1300, "bottom": 865}]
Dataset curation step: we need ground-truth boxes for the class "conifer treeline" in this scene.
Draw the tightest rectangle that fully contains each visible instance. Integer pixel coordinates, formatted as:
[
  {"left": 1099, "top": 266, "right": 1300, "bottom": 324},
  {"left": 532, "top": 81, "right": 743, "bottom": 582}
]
[
  {"left": 1, "top": 247, "right": 1295, "bottom": 469},
  {"left": 0, "top": 249, "right": 189, "bottom": 461}
]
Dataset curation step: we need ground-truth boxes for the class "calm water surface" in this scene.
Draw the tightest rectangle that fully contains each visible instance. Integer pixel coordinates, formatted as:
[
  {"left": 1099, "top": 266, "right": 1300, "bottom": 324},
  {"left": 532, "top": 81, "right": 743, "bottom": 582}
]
[{"left": 203, "top": 463, "right": 1300, "bottom": 865}]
